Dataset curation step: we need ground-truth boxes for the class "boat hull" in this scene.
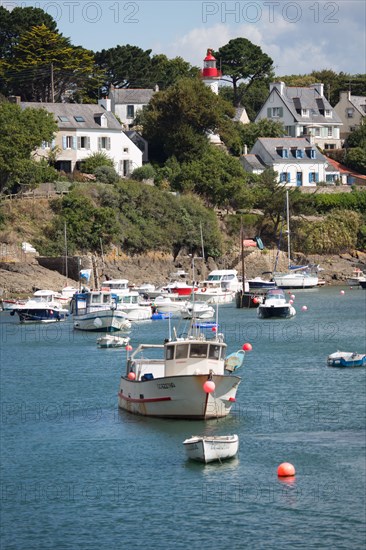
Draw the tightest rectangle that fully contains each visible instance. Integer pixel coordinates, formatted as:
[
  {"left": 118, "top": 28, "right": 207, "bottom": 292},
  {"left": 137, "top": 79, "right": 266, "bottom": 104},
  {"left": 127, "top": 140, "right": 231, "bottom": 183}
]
[
  {"left": 183, "top": 435, "right": 239, "bottom": 463},
  {"left": 273, "top": 273, "right": 318, "bottom": 289},
  {"left": 12, "top": 308, "right": 69, "bottom": 323},
  {"left": 73, "top": 310, "right": 129, "bottom": 331},
  {"left": 118, "top": 373, "right": 241, "bottom": 419},
  {"left": 257, "top": 305, "right": 296, "bottom": 319}
]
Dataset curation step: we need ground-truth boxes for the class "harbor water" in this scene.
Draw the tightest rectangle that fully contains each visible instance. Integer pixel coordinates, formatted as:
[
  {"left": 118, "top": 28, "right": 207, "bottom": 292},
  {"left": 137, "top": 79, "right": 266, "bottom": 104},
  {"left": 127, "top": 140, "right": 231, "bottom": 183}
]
[{"left": 1, "top": 286, "right": 365, "bottom": 549}]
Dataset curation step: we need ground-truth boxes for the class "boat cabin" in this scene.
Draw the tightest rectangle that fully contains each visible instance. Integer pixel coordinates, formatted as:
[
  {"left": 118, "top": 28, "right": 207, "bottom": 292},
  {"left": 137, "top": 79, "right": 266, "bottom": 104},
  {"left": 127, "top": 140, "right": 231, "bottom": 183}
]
[
  {"left": 71, "top": 290, "right": 116, "bottom": 314},
  {"left": 206, "top": 270, "right": 241, "bottom": 292},
  {"left": 127, "top": 338, "right": 227, "bottom": 380}
]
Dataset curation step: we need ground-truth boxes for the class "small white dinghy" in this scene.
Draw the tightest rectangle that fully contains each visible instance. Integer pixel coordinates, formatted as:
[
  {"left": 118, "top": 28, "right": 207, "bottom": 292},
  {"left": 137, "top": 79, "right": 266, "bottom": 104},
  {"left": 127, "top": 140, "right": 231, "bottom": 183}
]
[
  {"left": 97, "top": 335, "right": 130, "bottom": 348},
  {"left": 183, "top": 434, "right": 239, "bottom": 464}
]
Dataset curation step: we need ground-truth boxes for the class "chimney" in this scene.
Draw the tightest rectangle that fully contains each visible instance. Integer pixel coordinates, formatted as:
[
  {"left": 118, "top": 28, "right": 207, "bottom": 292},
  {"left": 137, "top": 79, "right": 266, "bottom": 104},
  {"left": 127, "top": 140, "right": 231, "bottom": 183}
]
[
  {"left": 154, "top": 84, "right": 159, "bottom": 92},
  {"left": 269, "top": 81, "right": 285, "bottom": 95},
  {"left": 243, "top": 144, "right": 248, "bottom": 155},
  {"left": 98, "top": 97, "right": 111, "bottom": 111},
  {"left": 310, "top": 83, "right": 324, "bottom": 97}
]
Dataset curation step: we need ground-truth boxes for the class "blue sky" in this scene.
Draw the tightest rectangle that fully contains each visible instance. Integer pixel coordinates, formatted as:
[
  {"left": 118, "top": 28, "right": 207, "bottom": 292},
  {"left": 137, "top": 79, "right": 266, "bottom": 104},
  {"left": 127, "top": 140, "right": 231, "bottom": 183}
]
[{"left": 3, "top": 0, "right": 366, "bottom": 76}]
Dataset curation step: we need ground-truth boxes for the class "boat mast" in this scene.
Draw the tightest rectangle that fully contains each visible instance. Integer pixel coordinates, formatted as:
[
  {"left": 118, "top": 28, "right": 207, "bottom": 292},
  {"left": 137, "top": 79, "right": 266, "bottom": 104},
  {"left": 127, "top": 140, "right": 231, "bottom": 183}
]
[
  {"left": 286, "top": 190, "right": 291, "bottom": 268},
  {"left": 64, "top": 221, "right": 68, "bottom": 284},
  {"left": 240, "top": 219, "right": 245, "bottom": 291}
]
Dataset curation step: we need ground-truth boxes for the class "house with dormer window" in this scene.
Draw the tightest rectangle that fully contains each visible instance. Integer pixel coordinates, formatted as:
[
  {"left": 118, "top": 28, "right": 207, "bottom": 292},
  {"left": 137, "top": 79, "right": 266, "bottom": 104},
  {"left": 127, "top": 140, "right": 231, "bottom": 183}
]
[
  {"left": 107, "top": 86, "right": 158, "bottom": 128},
  {"left": 20, "top": 101, "right": 142, "bottom": 176},
  {"left": 334, "top": 91, "right": 366, "bottom": 140},
  {"left": 255, "top": 82, "right": 343, "bottom": 150},
  {"left": 241, "top": 137, "right": 340, "bottom": 186}
]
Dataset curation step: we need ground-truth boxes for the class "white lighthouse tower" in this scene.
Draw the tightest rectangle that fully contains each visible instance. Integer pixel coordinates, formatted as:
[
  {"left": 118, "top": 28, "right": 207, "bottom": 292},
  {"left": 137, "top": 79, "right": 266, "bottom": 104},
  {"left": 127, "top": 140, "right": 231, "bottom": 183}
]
[{"left": 201, "top": 49, "right": 221, "bottom": 95}]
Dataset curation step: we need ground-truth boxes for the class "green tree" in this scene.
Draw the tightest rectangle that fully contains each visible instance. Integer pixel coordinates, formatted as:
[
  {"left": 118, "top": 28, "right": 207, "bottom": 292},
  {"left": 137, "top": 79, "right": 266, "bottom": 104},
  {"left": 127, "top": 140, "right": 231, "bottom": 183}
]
[
  {"left": 148, "top": 54, "right": 200, "bottom": 89},
  {"left": 0, "top": 101, "right": 58, "bottom": 194},
  {"left": 345, "top": 124, "right": 366, "bottom": 149},
  {"left": 3, "top": 24, "right": 96, "bottom": 102},
  {"left": 239, "top": 119, "right": 286, "bottom": 150},
  {"left": 95, "top": 44, "right": 152, "bottom": 89},
  {"left": 214, "top": 38, "right": 273, "bottom": 107},
  {"left": 141, "top": 77, "right": 234, "bottom": 162}
]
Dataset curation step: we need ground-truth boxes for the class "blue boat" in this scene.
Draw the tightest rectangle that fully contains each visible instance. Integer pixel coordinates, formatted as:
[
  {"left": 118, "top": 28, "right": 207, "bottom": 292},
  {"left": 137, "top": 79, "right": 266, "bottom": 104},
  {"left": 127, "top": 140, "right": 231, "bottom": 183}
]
[{"left": 327, "top": 351, "right": 366, "bottom": 368}]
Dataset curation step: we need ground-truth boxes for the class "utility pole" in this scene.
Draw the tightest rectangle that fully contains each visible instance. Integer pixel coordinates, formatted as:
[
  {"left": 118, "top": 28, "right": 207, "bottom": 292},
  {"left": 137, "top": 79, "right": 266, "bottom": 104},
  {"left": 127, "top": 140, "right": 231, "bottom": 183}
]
[{"left": 51, "top": 63, "right": 54, "bottom": 103}]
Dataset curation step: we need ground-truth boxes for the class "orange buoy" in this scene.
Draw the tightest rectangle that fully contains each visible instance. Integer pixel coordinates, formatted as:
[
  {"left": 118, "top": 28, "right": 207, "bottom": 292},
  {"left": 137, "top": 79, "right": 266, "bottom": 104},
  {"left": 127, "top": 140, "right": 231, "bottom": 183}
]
[
  {"left": 242, "top": 343, "right": 252, "bottom": 351},
  {"left": 277, "top": 462, "right": 296, "bottom": 477},
  {"left": 127, "top": 372, "right": 136, "bottom": 380},
  {"left": 125, "top": 344, "right": 133, "bottom": 351}
]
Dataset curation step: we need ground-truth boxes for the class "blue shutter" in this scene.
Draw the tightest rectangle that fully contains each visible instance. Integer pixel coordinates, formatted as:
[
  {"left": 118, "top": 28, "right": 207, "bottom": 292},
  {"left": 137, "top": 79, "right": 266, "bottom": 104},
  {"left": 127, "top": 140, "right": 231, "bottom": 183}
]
[
  {"left": 267, "top": 108, "right": 272, "bottom": 118},
  {"left": 287, "top": 173, "right": 291, "bottom": 183},
  {"left": 62, "top": 136, "right": 67, "bottom": 149},
  {"left": 72, "top": 137, "right": 77, "bottom": 150},
  {"left": 315, "top": 173, "right": 319, "bottom": 183},
  {"left": 308, "top": 173, "right": 312, "bottom": 183}
]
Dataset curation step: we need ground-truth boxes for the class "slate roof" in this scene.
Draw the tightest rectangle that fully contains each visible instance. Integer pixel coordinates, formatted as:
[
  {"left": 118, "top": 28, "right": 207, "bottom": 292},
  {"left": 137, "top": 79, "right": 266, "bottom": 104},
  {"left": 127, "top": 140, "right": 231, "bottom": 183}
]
[
  {"left": 20, "top": 102, "right": 123, "bottom": 130},
  {"left": 242, "top": 154, "right": 266, "bottom": 170},
  {"left": 110, "top": 88, "right": 155, "bottom": 104},
  {"left": 349, "top": 95, "right": 366, "bottom": 115},
  {"left": 254, "top": 137, "right": 328, "bottom": 164},
  {"left": 273, "top": 86, "right": 342, "bottom": 124}
]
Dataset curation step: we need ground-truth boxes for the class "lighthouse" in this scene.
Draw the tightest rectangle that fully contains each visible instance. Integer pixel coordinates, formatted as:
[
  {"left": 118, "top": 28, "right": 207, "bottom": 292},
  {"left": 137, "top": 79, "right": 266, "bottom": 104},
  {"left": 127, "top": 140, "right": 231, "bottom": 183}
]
[{"left": 201, "top": 49, "right": 221, "bottom": 95}]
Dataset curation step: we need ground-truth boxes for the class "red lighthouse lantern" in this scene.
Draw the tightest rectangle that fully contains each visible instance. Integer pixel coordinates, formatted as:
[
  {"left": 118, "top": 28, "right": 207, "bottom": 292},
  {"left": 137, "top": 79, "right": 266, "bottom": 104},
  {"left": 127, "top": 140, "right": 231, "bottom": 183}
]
[{"left": 202, "top": 49, "right": 220, "bottom": 78}]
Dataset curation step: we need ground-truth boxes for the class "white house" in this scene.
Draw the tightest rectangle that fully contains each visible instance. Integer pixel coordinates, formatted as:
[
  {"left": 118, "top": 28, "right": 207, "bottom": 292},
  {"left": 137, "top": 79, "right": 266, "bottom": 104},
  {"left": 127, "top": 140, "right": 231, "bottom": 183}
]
[
  {"left": 255, "top": 82, "right": 343, "bottom": 150},
  {"left": 241, "top": 137, "right": 340, "bottom": 186},
  {"left": 107, "top": 86, "right": 157, "bottom": 127},
  {"left": 334, "top": 91, "right": 366, "bottom": 140},
  {"left": 21, "top": 101, "right": 142, "bottom": 177}
]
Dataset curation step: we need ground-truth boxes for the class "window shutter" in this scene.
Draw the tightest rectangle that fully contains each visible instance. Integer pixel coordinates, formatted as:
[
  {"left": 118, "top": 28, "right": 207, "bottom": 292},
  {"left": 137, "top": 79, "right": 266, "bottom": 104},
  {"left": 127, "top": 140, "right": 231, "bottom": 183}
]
[
  {"left": 267, "top": 108, "right": 272, "bottom": 118},
  {"left": 287, "top": 173, "right": 291, "bottom": 183},
  {"left": 87, "top": 137, "right": 90, "bottom": 149},
  {"left": 77, "top": 137, "right": 81, "bottom": 149},
  {"left": 107, "top": 137, "right": 111, "bottom": 150},
  {"left": 51, "top": 139, "right": 56, "bottom": 148},
  {"left": 315, "top": 173, "right": 319, "bottom": 183},
  {"left": 308, "top": 173, "right": 312, "bottom": 183},
  {"left": 62, "top": 136, "right": 67, "bottom": 149},
  {"left": 279, "top": 107, "right": 283, "bottom": 117},
  {"left": 72, "top": 137, "right": 77, "bottom": 149},
  {"left": 98, "top": 137, "right": 101, "bottom": 150}
]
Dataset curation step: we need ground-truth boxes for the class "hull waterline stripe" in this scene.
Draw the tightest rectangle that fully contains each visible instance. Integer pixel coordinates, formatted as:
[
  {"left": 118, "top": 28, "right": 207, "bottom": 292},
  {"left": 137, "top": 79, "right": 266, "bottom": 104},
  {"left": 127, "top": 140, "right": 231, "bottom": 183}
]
[{"left": 118, "top": 392, "right": 171, "bottom": 403}]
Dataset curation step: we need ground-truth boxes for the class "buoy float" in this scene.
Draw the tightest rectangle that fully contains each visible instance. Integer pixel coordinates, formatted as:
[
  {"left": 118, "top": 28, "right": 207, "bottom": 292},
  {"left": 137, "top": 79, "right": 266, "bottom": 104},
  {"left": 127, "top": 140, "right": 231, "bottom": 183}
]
[
  {"left": 291, "top": 294, "right": 295, "bottom": 300},
  {"left": 211, "top": 326, "right": 217, "bottom": 332},
  {"left": 340, "top": 290, "right": 345, "bottom": 295},
  {"left": 289, "top": 299, "right": 293, "bottom": 304},
  {"left": 203, "top": 380, "right": 215, "bottom": 393},
  {"left": 125, "top": 344, "right": 133, "bottom": 351},
  {"left": 302, "top": 305, "right": 308, "bottom": 311},
  {"left": 127, "top": 372, "right": 136, "bottom": 380},
  {"left": 277, "top": 462, "right": 296, "bottom": 477},
  {"left": 242, "top": 343, "right": 252, "bottom": 351}
]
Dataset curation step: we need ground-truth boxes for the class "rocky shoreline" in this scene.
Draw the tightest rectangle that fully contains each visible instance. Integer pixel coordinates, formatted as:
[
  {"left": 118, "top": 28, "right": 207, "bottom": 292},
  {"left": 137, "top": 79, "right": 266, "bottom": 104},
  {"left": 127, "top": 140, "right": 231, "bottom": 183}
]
[{"left": 1, "top": 248, "right": 365, "bottom": 298}]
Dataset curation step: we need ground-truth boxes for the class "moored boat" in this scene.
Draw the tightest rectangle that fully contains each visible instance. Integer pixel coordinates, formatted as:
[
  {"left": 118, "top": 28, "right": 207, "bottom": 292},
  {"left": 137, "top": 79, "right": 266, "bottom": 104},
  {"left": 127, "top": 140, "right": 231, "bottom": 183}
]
[
  {"left": 10, "top": 290, "right": 70, "bottom": 323},
  {"left": 118, "top": 317, "right": 243, "bottom": 419},
  {"left": 71, "top": 289, "right": 130, "bottom": 332},
  {"left": 97, "top": 334, "right": 131, "bottom": 348},
  {"left": 346, "top": 268, "right": 366, "bottom": 287},
  {"left": 327, "top": 351, "right": 366, "bottom": 368},
  {"left": 257, "top": 288, "right": 296, "bottom": 319},
  {"left": 183, "top": 434, "right": 239, "bottom": 463}
]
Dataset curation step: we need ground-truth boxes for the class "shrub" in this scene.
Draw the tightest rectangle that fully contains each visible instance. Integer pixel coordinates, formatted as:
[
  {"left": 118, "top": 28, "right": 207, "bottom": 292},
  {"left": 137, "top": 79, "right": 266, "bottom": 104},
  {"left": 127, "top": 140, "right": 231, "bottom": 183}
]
[
  {"left": 80, "top": 152, "right": 114, "bottom": 173},
  {"left": 130, "top": 163, "right": 156, "bottom": 181},
  {"left": 93, "top": 166, "right": 119, "bottom": 184}
]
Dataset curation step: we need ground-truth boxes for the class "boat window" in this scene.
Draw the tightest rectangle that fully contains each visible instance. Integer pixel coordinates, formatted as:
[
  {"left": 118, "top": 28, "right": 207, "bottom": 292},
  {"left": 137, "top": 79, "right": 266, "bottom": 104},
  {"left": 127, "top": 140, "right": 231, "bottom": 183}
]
[
  {"left": 208, "top": 344, "right": 222, "bottom": 360},
  {"left": 190, "top": 343, "right": 208, "bottom": 358},
  {"left": 175, "top": 344, "right": 189, "bottom": 359},
  {"left": 165, "top": 345, "right": 175, "bottom": 360},
  {"left": 91, "top": 295, "right": 101, "bottom": 304},
  {"left": 102, "top": 294, "right": 110, "bottom": 304}
]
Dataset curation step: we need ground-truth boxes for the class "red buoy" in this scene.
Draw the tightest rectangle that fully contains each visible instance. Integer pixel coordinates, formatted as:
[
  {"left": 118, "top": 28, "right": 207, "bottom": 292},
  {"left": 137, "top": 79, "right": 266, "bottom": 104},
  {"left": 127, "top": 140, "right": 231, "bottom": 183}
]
[
  {"left": 127, "top": 372, "right": 136, "bottom": 380},
  {"left": 277, "top": 462, "right": 296, "bottom": 477},
  {"left": 242, "top": 343, "right": 252, "bottom": 351}
]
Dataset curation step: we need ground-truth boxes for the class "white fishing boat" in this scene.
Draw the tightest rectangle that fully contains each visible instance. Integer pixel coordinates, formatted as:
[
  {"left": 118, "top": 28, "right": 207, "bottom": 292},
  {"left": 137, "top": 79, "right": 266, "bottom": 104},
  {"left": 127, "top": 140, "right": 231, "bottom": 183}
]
[
  {"left": 153, "top": 295, "right": 188, "bottom": 314},
  {"left": 327, "top": 351, "right": 366, "bottom": 368},
  {"left": 194, "top": 269, "right": 244, "bottom": 304},
  {"left": 183, "top": 434, "right": 239, "bottom": 463},
  {"left": 97, "top": 334, "right": 131, "bottom": 348},
  {"left": 70, "top": 289, "right": 130, "bottom": 332},
  {"left": 118, "top": 314, "right": 243, "bottom": 419}
]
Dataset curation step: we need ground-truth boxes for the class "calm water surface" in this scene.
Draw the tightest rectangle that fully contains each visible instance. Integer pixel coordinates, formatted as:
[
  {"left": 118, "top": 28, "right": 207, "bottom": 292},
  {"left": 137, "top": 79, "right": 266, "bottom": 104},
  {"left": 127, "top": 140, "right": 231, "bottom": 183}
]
[{"left": 1, "top": 286, "right": 365, "bottom": 549}]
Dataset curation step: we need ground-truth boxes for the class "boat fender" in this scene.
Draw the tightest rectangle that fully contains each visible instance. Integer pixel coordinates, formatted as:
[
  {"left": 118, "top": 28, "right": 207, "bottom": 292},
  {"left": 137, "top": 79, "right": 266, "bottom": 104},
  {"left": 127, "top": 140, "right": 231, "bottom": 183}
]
[
  {"left": 10, "top": 310, "right": 15, "bottom": 316},
  {"left": 202, "top": 288, "right": 207, "bottom": 292}
]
